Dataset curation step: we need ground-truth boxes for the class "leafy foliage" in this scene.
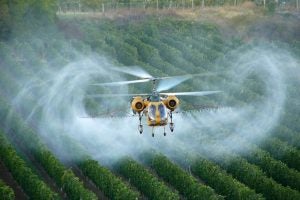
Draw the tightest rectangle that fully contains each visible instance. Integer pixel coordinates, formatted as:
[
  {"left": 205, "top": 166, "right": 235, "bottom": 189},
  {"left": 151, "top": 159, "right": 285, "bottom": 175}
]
[
  {"left": 1, "top": 5, "right": 300, "bottom": 200},
  {"left": 145, "top": 154, "right": 223, "bottom": 200},
  {"left": 259, "top": 137, "right": 300, "bottom": 171},
  {"left": 214, "top": 154, "right": 300, "bottom": 200},
  {"left": 0, "top": 0, "right": 57, "bottom": 40},
  {"left": 242, "top": 146, "right": 300, "bottom": 191},
  {"left": 0, "top": 179, "right": 15, "bottom": 200},
  {"left": 36, "top": 150, "right": 97, "bottom": 200},
  {"left": 0, "top": 132, "right": 59, "bottom": 200},
  {"left": 79, "top": 159, "right": 140, "bottom": 200},
  {"left": 192, "top": 157, "right": 265, "bottom": 200},
  {"left": 0, "top": 80, "right": 97, "bottom": 199},
  {"left": 115, "top": 158, "right": 180, "bottom": 200},
  {"left": 61, "top": 169, "right": 97, "bottom": 200}
]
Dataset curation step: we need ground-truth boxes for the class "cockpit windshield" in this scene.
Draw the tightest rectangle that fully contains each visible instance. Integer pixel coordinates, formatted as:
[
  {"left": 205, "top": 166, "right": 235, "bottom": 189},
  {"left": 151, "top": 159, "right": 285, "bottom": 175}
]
[
  {"left": 158, "top": 103, "right": 167, "bottom": 120},
  {"left": 148, "top": 105, "right": 156, "bottom": 120}
]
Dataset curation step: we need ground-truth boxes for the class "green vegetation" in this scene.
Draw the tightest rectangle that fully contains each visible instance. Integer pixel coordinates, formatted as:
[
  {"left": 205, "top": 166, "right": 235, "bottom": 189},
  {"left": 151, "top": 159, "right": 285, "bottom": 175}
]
[
  {"left": 259, "top": 137, "right": 300, "bottom": 171},
  {"left": 0, "top": 88, "right": 97, "bottom": 199},
  {"left": 0, "top": 65, "right": 97, "bottom": 199},
  {"left": 191, "top": 157, "right": 265, "bottom": 200},
  {"left": 37, "top": 150, "right": 98, "bottom": 200},
  {"left": 243, "top": 144, "right": 300, "bottom": 191},
  {"left": 145, "top": 154, "right": 223, "bottom": 200},
  {"left": 55, "top": 0, "right": 299, "bottom": 12},
  {"left": 0, "top": 132, "right": 59, "bottom": 200},
  {"left": 213, "top": 154, "right": 300, "bottom": 200},
  {"left": 0, "top": 179, "right": 15, "bottom": 200},
  {"left": 0, "top": 2, "right": 300, "bottom": 200},
  {"left": 115, "top": 158, "right": 180, "bottom": 199},
  {"left": 0, "top": 0, "right": 57, "bottom": 39},
  {"left": 79, "top": 159, "right": 141, "bottom": 200},
  {"left": 60, "top": 170, "right": 97, "bottom": 200}
]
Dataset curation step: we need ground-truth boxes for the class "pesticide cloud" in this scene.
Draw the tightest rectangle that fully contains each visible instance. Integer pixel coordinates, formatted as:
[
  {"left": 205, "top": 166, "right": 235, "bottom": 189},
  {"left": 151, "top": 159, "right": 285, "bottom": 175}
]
[{"left": 10, "top": 44, "right": 299, "bottom": 165}]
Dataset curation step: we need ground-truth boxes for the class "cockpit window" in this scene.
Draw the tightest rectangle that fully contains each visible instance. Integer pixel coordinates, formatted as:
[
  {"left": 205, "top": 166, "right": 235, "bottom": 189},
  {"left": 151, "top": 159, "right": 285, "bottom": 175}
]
[
  {"left": 148, "top": 105, "right": 156, "bottom": 120},
  {"left": 150, "top": 95, "right": 160, "bottom": 102},
  {"left": 158, "top": 103, "right": 167, "bottom": 119}
]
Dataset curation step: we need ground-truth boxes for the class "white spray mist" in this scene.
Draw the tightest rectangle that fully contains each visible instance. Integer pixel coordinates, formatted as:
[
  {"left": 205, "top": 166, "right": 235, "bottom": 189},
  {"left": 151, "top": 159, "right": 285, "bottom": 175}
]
[{"left": 9, "top": 45, "right": 299, "bottom": 166}]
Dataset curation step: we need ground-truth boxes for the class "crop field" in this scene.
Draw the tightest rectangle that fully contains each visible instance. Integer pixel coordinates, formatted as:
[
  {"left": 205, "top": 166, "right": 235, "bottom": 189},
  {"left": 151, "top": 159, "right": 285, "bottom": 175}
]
[{"left": 0, "top": 1, "right": 300, "bottom": 200}]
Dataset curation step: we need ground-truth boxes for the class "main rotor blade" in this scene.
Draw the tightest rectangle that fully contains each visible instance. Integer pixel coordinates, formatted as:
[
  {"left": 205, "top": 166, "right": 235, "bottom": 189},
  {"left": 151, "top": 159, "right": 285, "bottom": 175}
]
[
  {"left": 157, "top": 75, "right": 191, "bottom": 92},
  {"left": 157, "top": 72, "right": 218, "bottom": 92},
  {"left": 91, "top": 79, "right": 150, "bottom": 86},
  {"left": 160, "top": 91, "right": 221, "bottom": 96},
  {"left": 111, "top": 66, "right": 153, "bottom": 79},
  {"left": 86, "top": 93, "right": 150, "bottom": 98}
]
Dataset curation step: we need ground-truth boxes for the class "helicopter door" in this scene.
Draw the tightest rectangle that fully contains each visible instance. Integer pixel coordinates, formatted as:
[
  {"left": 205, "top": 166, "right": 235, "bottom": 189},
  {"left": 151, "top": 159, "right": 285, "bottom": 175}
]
[
  {"left": 148, "top": 105, "right": 156, "bottom": 120},
  {"left": 158, "top": 103, "right": 167, "bottom": 120}
]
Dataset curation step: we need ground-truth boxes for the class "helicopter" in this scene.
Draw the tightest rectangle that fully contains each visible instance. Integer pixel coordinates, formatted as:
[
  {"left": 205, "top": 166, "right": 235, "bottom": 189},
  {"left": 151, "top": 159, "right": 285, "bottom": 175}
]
[{"left": 88, "top": 67, "right": 221, "bottom": 137}]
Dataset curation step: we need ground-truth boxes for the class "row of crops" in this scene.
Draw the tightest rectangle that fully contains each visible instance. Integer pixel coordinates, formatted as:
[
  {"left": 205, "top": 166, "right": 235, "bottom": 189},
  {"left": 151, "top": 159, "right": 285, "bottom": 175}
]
[
  {"left": 1, "top": 14, "right": 300, "bottom": 200},
  {"left": 0, "top": 179, "right": 15, "bottom": 200}
]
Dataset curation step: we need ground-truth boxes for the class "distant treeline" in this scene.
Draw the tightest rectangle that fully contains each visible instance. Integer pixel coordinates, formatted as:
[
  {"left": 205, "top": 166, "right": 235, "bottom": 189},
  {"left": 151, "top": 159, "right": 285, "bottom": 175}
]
[{"left": 57, "top": 0, "right": 299, "bottom": 12}]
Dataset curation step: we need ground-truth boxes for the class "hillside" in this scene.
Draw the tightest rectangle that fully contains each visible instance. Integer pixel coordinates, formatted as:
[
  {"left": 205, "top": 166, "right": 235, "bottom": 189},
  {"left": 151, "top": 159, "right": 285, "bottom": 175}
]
[{"left": 1, "top": 3, "right": 300, "bottom": 200}]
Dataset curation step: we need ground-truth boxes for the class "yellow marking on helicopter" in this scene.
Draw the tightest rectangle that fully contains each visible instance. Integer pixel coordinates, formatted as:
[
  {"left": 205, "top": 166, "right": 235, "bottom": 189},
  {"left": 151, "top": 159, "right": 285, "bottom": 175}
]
[
  {"left": 146, "top": 102, "right": 168, "bottom": 126},
  {"left": 131, "top": 97, "right": 169, "bottom": 126},
  {"left": 131, "top": 94, "right": 179, "bottom": 135}
]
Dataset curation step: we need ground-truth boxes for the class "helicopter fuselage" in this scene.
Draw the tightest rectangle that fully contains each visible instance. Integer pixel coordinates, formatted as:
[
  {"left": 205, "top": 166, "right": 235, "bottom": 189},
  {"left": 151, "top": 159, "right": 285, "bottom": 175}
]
[{"left": 145, "top": 101, "right": 168, "bottom": 126}]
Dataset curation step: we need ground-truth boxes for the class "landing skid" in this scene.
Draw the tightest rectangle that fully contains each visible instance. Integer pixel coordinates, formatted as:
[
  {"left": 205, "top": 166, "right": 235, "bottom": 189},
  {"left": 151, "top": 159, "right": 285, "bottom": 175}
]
[
  {"left": 169, "top": 111, "right": 174, "bottom": 132},
  {"left": 151, "top": 126, "right": 169, "bottom": 137},
  {"left": 137, "top": 112, "right": 175, "bottom": 136},
  {"left": 138, "top": 112, "right": 143, "bottom": 134},
  {"left": 152, "top": 127, "right": 154, "bottom": 137}
]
